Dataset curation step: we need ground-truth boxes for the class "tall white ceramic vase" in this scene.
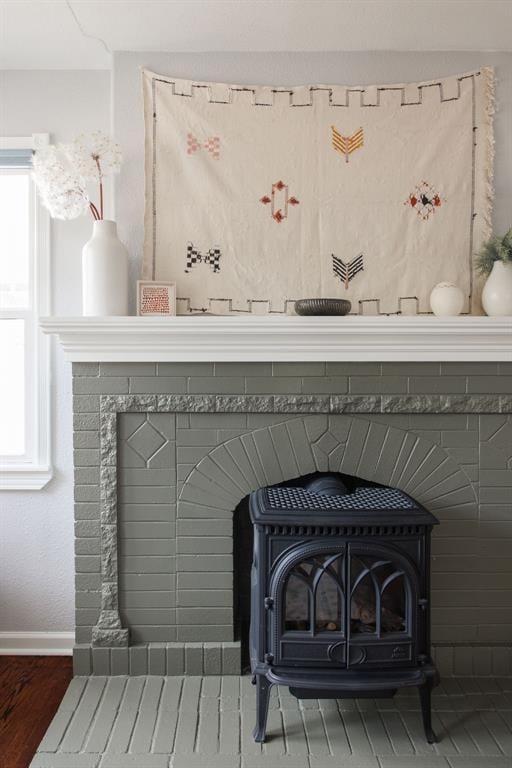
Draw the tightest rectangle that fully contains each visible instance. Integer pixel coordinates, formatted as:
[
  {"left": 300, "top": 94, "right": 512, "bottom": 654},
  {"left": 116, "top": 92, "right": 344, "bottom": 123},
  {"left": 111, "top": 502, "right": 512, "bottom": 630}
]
[
  {"left": 481, "top": 261, "right": 512, "bottom": 316},
  {"left": 82, "top": 220, "right": 129, "bottom": 316}
]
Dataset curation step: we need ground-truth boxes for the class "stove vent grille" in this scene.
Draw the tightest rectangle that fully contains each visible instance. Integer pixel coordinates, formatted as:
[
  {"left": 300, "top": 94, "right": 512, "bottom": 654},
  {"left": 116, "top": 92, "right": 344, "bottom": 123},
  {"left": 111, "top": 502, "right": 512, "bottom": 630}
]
[{"left": 266, "top": 486, "right": 416, "bottom": 512}]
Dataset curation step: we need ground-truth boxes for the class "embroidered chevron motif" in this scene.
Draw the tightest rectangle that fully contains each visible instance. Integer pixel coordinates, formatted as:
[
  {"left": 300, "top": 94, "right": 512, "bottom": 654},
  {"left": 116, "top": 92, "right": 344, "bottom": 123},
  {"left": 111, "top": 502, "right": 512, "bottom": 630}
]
[
  {"left": 332, "top": 253, "right": 364, "bottom": 289},
  {"left": 331, "top": 126, "right": 364, "bottom": 162}
]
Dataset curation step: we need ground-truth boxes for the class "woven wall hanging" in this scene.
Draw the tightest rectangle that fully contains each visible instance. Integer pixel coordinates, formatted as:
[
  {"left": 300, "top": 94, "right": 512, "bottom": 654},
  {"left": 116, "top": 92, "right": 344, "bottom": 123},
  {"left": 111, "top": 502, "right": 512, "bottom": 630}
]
[{"left": 142, "top": 68, "right": 494, "bottom": 314}]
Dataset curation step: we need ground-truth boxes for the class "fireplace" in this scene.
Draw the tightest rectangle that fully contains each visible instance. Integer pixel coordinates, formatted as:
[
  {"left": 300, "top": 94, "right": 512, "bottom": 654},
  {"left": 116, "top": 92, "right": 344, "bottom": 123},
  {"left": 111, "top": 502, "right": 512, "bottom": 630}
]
[
  {"left": 35, "top": 316, "right": 512, "bottom": 679},
  {"left": 34, "top": 316, "right": 512, "bottom": 768},
  {"left": 249, "top": 473, "right": 439, "bottom": 743}
]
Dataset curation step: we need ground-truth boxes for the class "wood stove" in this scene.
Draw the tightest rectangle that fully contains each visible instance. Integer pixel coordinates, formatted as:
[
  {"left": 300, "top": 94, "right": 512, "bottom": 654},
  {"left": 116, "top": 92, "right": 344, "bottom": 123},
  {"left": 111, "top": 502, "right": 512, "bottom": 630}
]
[{"left": 249, "top": 473, "right": 440, "bottom": 743}]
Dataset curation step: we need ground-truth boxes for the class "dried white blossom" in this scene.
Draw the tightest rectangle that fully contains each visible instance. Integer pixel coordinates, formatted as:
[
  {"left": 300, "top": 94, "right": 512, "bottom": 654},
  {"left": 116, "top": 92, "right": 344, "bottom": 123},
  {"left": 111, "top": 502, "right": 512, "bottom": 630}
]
[
  {"left": 43, "top": 187, "right": 91, "bottom": 220},
  {"left": 32, "top": 132, "right": 122, "bottom": 220},
  {"left": 64, "top": 131, "right": 122, "bottom": 183},
  {"left": 32, "top": 146, "right": 89, "bottom": 220}
]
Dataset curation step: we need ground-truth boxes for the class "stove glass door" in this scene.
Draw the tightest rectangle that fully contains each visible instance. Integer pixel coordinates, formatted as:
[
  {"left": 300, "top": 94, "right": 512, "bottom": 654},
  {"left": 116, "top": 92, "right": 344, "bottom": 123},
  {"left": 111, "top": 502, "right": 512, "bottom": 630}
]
[
  {"left": 347, "top": 544, "right": 416, "bottom": 668},
  {"left": 272, "top": 545, "right": 347, "bottom": 666},
  {"left": 271, "top": 541, "right": 418, "bottom": 669}
]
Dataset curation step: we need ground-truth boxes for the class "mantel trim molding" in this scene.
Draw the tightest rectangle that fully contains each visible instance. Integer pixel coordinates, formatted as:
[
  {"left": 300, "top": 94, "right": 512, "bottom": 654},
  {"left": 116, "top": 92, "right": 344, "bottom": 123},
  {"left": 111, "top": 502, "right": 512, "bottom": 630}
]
[{"left": 41, "top": 316, "right": 512, "bottom": 362}]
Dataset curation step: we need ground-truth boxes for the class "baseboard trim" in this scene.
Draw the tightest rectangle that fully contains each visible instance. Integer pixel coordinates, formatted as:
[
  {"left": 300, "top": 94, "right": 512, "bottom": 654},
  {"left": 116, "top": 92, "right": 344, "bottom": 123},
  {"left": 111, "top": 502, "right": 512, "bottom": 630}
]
[{"left": 0, "top": 632, "right": 74, "bottom": 655}]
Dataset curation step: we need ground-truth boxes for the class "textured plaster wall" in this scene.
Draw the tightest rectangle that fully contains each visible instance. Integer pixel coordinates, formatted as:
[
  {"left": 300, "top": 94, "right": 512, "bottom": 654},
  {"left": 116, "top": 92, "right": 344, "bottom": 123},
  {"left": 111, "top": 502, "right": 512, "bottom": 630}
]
[
  {"left": 0, "top": 70, "right": 110, "bottom": 634},
  {"left": 113, "top": 50, "right": 512, "bottom": 311}
]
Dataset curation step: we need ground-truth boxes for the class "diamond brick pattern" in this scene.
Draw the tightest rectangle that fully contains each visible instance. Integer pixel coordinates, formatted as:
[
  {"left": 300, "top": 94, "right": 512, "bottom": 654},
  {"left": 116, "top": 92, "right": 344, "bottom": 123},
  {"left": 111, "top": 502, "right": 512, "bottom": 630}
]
[
  {"left": 127, "top": 420, "right": 167, "bottom": 464},
  {"left": 314, "top": 429, "right": 340, "bottom": 455},
  {"left": 31, "top": 675, "right": 512, "bottom": 768}
]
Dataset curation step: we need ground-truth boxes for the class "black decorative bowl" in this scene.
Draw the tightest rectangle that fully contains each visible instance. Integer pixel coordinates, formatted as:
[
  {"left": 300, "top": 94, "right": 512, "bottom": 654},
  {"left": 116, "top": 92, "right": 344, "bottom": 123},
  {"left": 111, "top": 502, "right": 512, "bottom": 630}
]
[{"left": 294, "top": 298, "right": 352, "bottom": 316}]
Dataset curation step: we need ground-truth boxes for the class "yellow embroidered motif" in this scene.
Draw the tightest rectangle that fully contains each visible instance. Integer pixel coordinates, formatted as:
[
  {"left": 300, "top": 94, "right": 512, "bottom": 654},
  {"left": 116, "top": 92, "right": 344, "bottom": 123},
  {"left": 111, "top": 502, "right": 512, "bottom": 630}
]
[{"left": 331, "top": 126, "right": 364, "bottom": 163}]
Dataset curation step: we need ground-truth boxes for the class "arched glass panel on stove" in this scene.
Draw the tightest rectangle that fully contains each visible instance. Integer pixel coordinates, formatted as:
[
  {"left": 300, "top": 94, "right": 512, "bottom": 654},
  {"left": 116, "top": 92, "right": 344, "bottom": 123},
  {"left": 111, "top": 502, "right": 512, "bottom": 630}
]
[
  {"left": 350, "top": 556, "right": 407, "bottom": 637},
  {"left": 284, "top": 552, "right": 346, "bottom": 634},
  {"left": 284, "top": 569, "right": 311, "bottom": 632}
]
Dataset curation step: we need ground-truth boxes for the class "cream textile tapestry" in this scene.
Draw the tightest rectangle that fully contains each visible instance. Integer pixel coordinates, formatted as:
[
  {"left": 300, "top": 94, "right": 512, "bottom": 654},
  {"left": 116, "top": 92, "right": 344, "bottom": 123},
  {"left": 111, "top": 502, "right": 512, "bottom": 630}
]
[{"left": 142, "top": 68, "right": 494, "bottom": 315}]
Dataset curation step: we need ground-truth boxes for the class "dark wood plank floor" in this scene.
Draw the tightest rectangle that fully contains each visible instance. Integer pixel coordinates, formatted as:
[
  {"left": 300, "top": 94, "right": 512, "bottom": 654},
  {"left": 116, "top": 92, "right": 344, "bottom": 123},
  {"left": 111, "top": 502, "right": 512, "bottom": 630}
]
[{"left": 0, "top": 656, "right": 73, "bottom": 768}]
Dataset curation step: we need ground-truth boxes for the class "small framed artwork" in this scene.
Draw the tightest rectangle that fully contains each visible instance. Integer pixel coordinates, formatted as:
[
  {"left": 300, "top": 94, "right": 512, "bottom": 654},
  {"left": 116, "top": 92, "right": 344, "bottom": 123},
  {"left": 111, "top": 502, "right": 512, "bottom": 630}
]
[{"left": 137, "top": 280, "right": 177, "bottom": 316}]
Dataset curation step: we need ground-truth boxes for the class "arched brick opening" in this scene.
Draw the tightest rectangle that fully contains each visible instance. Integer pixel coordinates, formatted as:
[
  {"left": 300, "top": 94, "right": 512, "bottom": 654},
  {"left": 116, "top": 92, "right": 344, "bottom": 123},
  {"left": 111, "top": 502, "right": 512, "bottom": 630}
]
[
  {"left": 178, "top": 414, "right": 477, "bottom": 518},
  {"left": 177, "top": 414, "right": 477, "bottom": 655}
]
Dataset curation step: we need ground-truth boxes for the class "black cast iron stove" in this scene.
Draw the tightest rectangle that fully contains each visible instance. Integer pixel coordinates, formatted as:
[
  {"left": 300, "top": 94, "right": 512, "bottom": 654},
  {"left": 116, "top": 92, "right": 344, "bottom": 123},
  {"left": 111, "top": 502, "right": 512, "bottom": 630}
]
[{"left": 249, "top": 474, "right": 439, "bottom": 743}]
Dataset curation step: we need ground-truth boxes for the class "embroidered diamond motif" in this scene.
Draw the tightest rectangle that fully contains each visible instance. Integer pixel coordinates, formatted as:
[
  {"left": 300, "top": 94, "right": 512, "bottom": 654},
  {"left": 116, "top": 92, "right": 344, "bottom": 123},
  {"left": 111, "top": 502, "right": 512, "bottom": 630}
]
[
  {"left": 260, "top": 180, "right": 300, "bottom": 223},
  {"left": 127, "top": 420, "right": 167, "bottom": 463},
  {"left": 405, "top": 180, "right": 443, "bottom": 221}
]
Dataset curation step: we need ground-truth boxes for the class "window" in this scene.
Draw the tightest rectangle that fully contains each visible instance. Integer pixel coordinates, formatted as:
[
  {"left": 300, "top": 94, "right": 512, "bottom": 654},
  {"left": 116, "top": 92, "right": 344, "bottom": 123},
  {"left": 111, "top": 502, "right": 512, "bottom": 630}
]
[{"left": 0, "top": 135, "right": 51, "bottom": 489}]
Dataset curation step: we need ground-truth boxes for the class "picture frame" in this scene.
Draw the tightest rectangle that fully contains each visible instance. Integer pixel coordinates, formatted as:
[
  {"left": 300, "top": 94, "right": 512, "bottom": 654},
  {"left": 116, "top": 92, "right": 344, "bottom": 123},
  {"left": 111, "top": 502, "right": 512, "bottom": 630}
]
[{"left": 137, "top": 280, "right": 177, "bottom": 316}]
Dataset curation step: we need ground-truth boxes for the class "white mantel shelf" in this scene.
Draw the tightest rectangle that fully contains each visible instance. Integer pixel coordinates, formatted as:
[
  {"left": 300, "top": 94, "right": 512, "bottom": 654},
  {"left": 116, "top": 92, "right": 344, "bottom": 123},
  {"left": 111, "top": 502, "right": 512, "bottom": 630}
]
[{"left": 40, "top": 316, "right": 512, "bottom": 362}]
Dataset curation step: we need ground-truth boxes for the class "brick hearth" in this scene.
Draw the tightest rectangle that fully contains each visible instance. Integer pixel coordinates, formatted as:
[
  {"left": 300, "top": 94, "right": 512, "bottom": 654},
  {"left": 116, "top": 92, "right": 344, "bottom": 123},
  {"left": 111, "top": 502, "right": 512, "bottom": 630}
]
[{"left": 30, "top": 674, "right": 512, "bottom": 768}]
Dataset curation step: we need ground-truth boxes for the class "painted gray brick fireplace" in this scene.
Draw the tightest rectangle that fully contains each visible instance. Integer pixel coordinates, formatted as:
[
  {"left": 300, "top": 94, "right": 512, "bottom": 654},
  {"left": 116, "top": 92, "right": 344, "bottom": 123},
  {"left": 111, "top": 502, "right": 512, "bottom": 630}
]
[{"left": 71, "top": 360, "right": 512, "bottom": 677}]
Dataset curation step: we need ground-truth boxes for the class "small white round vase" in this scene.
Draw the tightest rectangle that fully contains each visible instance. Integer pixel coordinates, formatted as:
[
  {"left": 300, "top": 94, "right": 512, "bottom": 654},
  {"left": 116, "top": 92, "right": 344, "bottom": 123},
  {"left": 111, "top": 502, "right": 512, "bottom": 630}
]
[
  {"left": 481, "top": 261, "right": 512, "bottom": 316},
  {"left": 82, "top": 220, "right": 129, "bottom": 316},
  {"left": 429, "top": 282, "right": 464, "bottom": 317}
]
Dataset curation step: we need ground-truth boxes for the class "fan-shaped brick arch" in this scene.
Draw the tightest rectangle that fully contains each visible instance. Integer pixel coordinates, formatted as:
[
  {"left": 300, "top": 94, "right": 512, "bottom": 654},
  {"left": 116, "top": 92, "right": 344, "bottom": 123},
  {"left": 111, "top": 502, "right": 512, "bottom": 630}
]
[
  {"left": 178, "top": 414, "right": 477, "bottom": 519},
  {"left": 177, "top": 414, "right": 477, "bottom": 642}
]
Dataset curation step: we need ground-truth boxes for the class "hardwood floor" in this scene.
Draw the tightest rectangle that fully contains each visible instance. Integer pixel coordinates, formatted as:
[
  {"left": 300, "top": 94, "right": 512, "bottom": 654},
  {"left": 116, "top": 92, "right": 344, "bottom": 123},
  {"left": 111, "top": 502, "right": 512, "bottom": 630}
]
[{"left": 0, "top": 656, "right": 73, "bottom": 768}]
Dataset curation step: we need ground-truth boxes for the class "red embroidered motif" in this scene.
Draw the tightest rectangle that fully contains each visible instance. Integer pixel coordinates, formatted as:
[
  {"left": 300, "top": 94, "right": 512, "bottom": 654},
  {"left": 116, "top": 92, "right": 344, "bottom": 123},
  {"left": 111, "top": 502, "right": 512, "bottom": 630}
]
[
  {"left": 260, "top": 180, "right": 300, "bottom": 223},
  {"left": 405, "top": 181, "right": 443, "bottom": 221}
]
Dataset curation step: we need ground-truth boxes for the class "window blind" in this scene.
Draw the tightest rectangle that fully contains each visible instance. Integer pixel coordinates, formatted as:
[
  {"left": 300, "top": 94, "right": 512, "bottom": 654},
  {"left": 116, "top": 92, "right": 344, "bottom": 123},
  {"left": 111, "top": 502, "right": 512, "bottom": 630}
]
[{"left": 0, "top": 148, "right": 33, "bottom": 167}]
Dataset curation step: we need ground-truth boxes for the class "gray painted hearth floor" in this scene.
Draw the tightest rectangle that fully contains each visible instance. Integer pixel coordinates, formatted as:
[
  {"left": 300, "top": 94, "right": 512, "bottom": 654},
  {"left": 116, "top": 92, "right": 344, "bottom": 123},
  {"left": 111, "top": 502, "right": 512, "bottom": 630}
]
[{"left": 30, "top": 676, "right": 512, "bottom": 768}]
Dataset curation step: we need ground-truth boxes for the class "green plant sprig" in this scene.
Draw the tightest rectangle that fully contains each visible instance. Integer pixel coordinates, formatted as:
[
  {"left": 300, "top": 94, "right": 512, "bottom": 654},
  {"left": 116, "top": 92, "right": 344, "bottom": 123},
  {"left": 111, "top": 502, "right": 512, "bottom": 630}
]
[{"left": 476, "top": 227, "right": 512, "bottom": 275}]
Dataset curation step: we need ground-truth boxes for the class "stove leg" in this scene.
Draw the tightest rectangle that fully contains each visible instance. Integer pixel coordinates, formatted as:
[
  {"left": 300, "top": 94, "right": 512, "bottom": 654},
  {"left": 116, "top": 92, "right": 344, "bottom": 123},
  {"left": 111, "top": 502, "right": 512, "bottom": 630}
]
[
  {"left": 253, "top": 676, "right": 272, "bottom": 743},
  {"left": 419, "top": 680, "right": 437, "bottom": 743}
]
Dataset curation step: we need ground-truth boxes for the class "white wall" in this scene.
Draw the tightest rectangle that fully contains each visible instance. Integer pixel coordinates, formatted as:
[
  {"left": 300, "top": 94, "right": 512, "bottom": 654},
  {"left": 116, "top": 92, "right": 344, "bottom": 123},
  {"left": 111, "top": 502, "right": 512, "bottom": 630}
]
[
  {"left": 0, "top": 71, "right": 110, "bottom": 644},
  {"left": 114, "top": 51, "right": 512, "bottom": 311}
]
